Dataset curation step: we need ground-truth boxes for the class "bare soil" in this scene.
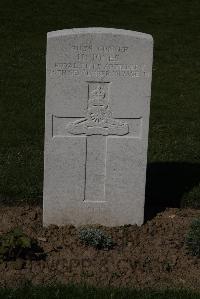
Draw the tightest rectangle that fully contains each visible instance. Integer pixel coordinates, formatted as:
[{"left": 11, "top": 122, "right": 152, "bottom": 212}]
[{"left": 0, "top": 206, "right": 200, "bottom": 290}]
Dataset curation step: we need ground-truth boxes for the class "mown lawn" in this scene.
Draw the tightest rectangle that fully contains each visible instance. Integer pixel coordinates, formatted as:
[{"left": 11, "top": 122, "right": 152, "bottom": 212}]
[
  {"left": 0, "top": 0, "right": 199, "bottom": 206},
  {"left": 0, "top": 284, "right": 200, "bottom": 299}
]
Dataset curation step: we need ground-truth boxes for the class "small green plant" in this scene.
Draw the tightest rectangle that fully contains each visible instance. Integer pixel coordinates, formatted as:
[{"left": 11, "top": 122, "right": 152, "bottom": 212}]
[
  {"left": 78, "top": 227, "right": 114, "bottom": 250},
  {"left": 185, "top": 218, "right": 200, "bottom": 257},
  {"left": 0, "top": 227, "right": 42, "bottom": 262}
]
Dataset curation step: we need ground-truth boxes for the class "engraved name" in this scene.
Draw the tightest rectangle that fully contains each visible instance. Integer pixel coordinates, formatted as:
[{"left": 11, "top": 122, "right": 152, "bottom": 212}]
[{"left": 49, "top": 44, "right": 150, "bottom": 79}]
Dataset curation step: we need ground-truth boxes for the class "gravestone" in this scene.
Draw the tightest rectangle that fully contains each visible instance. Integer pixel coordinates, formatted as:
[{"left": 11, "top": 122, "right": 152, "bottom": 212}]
[{"left": 43, "top": 28, "right": 153, "bottom": 227}]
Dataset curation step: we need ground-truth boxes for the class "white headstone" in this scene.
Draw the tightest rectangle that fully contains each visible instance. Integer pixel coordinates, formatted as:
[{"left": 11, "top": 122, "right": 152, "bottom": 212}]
[{"left": 43, "top": 28, "right": 153, "bottom": 227}]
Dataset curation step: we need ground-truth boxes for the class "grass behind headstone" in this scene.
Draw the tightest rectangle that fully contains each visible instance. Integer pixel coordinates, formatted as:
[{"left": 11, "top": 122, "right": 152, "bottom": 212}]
[{"left": 0, "top": 0, "right": 199, "bottom": 205}]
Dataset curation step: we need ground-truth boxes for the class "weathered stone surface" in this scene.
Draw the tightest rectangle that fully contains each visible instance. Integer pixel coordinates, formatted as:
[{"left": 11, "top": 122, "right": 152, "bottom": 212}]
[{"left": 43, "top": 28, "right": 153, "bottom": 227}]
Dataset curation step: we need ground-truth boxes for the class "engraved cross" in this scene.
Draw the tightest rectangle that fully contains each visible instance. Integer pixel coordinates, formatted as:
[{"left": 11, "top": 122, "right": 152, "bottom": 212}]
[{"left": 53, "top": 82, "right": 141, "bottom": 202}]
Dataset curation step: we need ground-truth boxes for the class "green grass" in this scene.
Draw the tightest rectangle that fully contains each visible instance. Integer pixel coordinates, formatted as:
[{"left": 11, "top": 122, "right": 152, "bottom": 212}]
[
  {"left": 0, "top": 284, "right": 200, "bottom": 299},
  {"left": 0, "top": 0, "right": 199, "bottom": 205}
]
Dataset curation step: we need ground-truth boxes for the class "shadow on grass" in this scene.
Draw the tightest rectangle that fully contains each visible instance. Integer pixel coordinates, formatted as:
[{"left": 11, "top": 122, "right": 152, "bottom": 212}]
[
  {"left": 1, "top": 162, "right": 200, "bottom": 224},
  {"left": 144, "top": 162, "right": 200, "bottom": 221}
]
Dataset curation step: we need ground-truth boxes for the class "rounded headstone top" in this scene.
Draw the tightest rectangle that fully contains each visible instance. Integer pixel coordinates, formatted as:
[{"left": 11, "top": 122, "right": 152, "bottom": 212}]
[{"left": 47, "top": 27, "right": 153, "bottom": 41}]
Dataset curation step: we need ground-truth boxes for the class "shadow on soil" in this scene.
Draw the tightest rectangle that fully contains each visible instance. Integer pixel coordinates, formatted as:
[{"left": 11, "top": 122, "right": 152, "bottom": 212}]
[{"left": 144, "top": 162, "right": 200, "bottom": 222}]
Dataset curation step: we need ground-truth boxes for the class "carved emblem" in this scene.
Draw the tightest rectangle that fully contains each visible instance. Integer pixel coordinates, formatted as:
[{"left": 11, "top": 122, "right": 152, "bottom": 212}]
[{"left": 66, "top": 83, "right": 129, "bottom": 136}]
